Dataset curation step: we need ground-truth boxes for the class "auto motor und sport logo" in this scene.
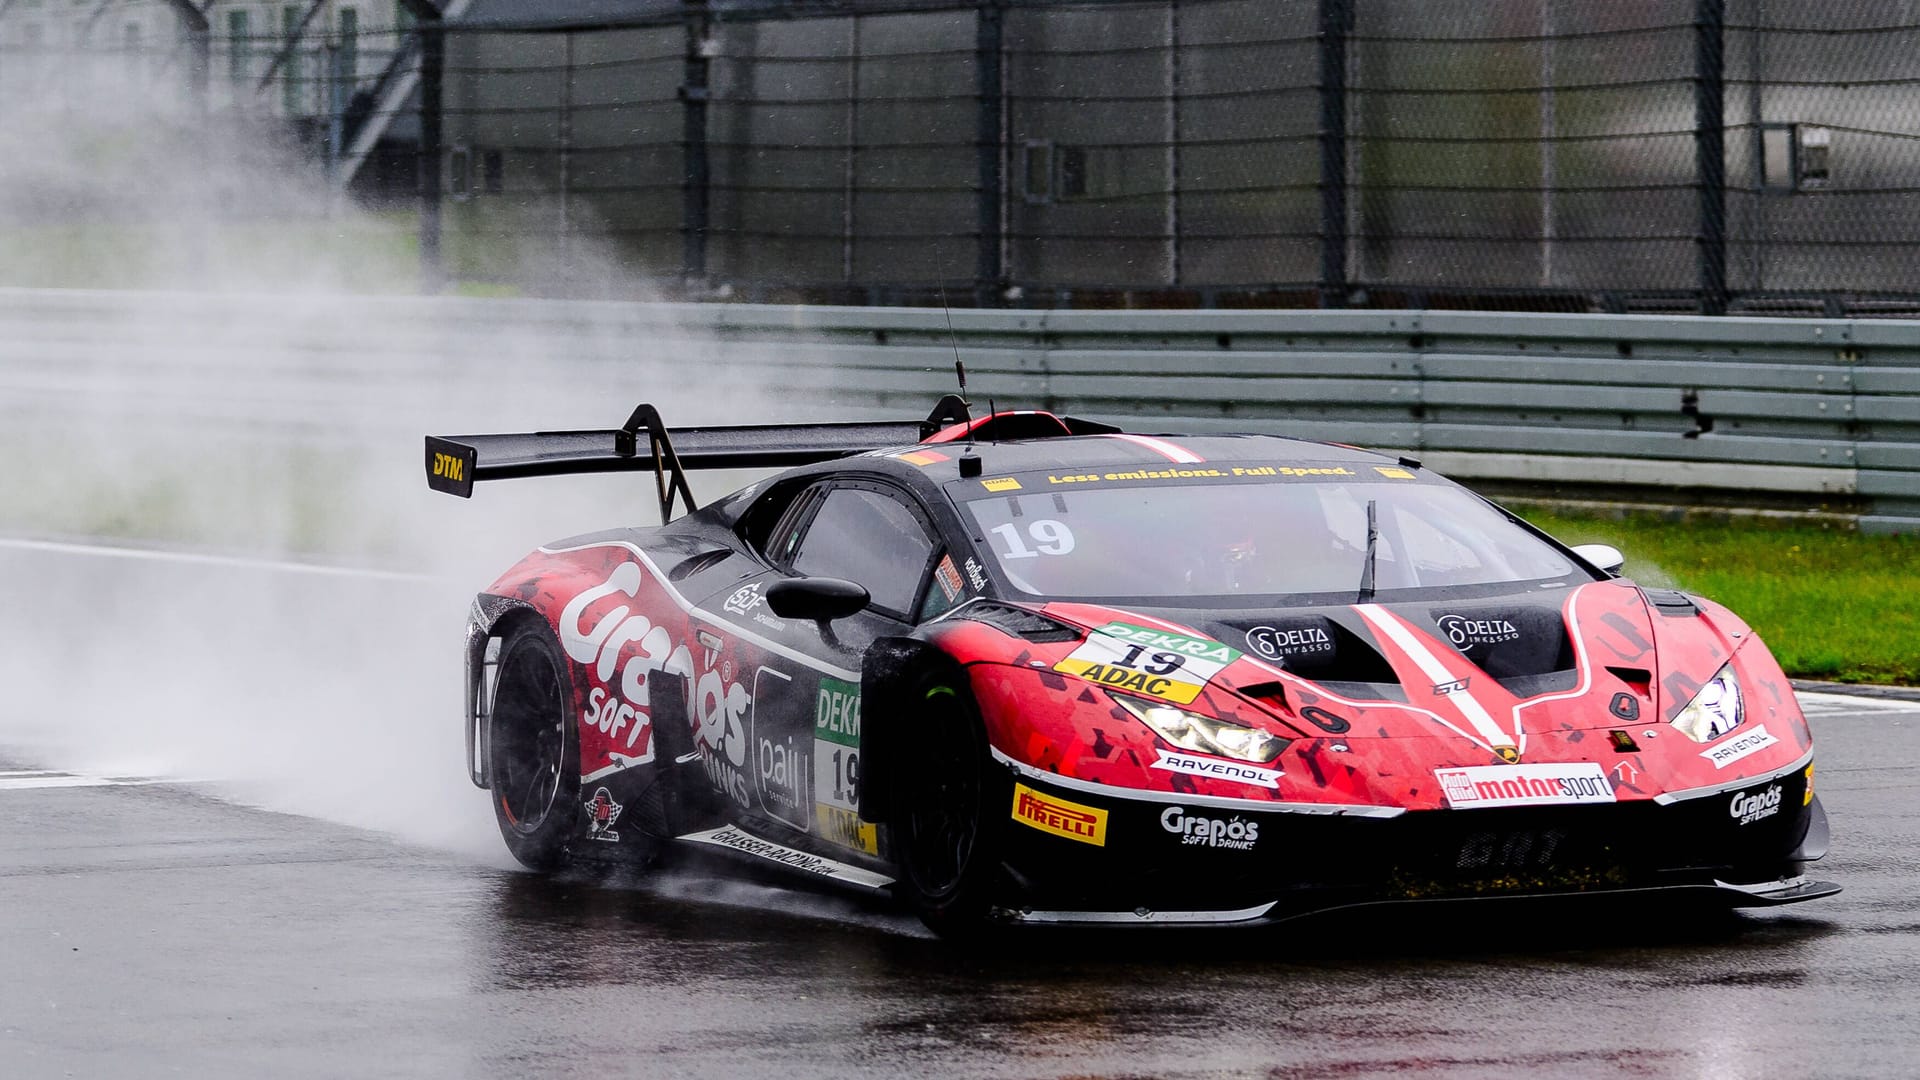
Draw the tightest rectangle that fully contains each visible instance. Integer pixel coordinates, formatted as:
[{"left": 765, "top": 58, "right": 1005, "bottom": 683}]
[
  {"left": 1159, "top": 805, "right": 1260, "bottom": 850},
  {"left": 1011, "top": 783, "right": 1108, "bottom": 846},
  {"left": 1434, "top": 613, "right": 1521, "bottom": 648},
  {"left": 1731, "top": 783, "right": 1783, "bottom": 825},
  {"left": 1434, "top": 763, "right": 1617, "bottom": 809}
]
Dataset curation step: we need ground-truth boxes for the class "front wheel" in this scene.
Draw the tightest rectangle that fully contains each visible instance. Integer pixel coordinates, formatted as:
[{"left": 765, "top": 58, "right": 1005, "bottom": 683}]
[
  {"left": 893, "top": 680, "right": 1010, "bottom": 936},
  {"left": 487, "top": 619, "right": 579, "bottom": 870}
]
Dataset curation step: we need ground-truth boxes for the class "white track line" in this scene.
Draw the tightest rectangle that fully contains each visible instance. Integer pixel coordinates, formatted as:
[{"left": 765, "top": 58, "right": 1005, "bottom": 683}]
[
  {"left": 1797, "top": 691, "right": 1920, "bottom": 715},
  {"left": 0, "top": 772, "right": 205, "bottom": 791},
  {"left": 0, "top": 536, "right": 432, "bottom": 582}
]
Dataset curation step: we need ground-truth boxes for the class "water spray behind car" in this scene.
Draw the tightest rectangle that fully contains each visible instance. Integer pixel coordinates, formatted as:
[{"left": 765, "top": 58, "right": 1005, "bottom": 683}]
[{"left": 0, "top": 57, "right": 807, "bottom": 859}]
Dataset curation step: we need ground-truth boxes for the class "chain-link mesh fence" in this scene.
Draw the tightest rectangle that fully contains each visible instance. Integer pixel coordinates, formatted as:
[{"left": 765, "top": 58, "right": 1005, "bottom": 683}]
[{"left": 7, "top": 0, "right": 1920, "bottom": 312}]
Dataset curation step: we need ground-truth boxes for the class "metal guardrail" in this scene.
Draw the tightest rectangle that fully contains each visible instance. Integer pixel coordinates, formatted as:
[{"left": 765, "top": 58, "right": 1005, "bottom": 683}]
[{"left": 2, "top": 289, "right": 1914, "bottom": 530}]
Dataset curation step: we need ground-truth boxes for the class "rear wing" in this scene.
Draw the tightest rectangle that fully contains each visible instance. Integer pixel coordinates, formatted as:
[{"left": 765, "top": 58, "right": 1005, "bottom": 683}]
[{"left": 425, "top": 397, "right": 971, "bottom": 521}]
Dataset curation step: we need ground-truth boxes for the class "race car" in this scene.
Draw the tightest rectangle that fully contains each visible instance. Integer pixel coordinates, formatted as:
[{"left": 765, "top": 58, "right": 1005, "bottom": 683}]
[{"left": 426, "top": 396, "right": 1836, "bottom": 934}]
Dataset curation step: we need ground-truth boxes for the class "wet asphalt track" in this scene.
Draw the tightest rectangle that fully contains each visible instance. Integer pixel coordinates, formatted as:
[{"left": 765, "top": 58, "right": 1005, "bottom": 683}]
[
  {"left": 3, "top": 539, "right": 1919, "bottom": 1078},
  {"left": 2, "top": 689, "right": 1918, "bottom": 1079}
]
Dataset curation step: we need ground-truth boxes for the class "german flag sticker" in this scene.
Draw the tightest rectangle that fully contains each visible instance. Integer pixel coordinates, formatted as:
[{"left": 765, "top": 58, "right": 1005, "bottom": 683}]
[{"left": 896, "top": 449, "right": 951, "bottom": 467}]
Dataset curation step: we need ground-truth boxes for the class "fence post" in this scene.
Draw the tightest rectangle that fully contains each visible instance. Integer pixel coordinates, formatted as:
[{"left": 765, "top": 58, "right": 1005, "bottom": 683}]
[
  {"left": 1317, "top": 0, "right": 1350, "bottom": 309},
  {"left": 681, "top": 0, "right": 712, "bottom": 291},
  {"left": 975, "top": 0, "right": 1006, "bottom": 306},
  {"left": 1694, "top": 0, "right": 1727, "bottom": 315},
  {"left": 159, "top": 0, "right": 210, "bottom": 115},
  {"left": 418, "top": 8, "right": 445, "bottom": 293},
  {"left": 398, "top": 1, "right": 445, "bottom": 293}
]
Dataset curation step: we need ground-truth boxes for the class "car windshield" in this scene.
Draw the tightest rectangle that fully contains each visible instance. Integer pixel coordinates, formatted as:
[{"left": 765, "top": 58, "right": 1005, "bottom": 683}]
[{"left": 960, "top": 470, "right": 1583, "bottom": 602}]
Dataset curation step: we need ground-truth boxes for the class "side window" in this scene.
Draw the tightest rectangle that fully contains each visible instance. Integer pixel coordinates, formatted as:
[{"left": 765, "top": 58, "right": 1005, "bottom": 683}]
[
  {"left": 738, "top": 480, "right": 818, "bottom": 564},
  {"left": 789, "top": 486, "right": 936, "bottom": 617},
  {"left": 917, "top": 551, "right": 967, "bottom": 622}
]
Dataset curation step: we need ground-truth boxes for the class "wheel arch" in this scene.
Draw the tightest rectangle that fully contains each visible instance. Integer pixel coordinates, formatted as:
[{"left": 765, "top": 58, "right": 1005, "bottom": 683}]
[
  {"left": 465, "top": 595, "right": 544, "bottom": 790},
  {"left": 857, "top": 634, "right": 971, "bottom": 825}
]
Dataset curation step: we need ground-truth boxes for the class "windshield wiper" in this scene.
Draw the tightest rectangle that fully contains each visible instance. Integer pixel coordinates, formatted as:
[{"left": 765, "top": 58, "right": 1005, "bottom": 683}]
[{"left": 1356, "top": 498, "right": 1378, "bottom": 604}]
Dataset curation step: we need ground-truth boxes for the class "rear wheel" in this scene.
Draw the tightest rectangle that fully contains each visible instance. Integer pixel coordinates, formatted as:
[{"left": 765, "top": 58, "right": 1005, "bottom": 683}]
[
  {"left": 487, "top": 620, "right": 578, "bottom": 870},
  {"left": 894, "top": 681, "right": 1009, "bottom": 936}
]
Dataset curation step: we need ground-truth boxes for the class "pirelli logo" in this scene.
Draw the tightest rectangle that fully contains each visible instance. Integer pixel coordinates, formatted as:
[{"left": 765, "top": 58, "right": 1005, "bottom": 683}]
[{"left": 1011, "top": 783, "right": 1107, "bottom": 846}]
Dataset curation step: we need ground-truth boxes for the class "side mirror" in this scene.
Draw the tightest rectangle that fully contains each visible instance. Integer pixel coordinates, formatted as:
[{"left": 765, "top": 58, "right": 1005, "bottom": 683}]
[
  {"left": 1571, "top": 543, "right": 1626, "bottom": 575},
  {"left": 765, "top": 576, "right": 870, "bottom": 622}
]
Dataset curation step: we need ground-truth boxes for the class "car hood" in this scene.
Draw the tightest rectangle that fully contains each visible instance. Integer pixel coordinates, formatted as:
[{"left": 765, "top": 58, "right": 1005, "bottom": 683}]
[{"left": 1033, "top": 578, "right": 1758, "bottom": 754}]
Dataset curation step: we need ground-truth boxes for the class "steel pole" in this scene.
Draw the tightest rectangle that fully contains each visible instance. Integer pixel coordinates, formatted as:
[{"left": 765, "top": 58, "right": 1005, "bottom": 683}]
[
  {"left": 974, "top": 0, "right": 1006, "bottom": 305},
  {"left": 1317, "top": 0, "right": 1351, "bottom": 308},
  {"left": 160, "top": 0, "right": 210, "bottom": 117},
  {"left": 1695, "top": 0, "right": 1727, "bottom": 315},
  {"left": 681, "top": 0, "right": 712, "bottom": 291},
  {"left": 398, "top": 1, "right": 445, "bottom": 293}
]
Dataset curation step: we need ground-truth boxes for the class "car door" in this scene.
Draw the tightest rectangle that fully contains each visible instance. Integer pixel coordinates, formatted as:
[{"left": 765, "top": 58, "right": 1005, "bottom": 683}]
[{"left": 689, "top": 478, "right": 949, "bottom": 858}]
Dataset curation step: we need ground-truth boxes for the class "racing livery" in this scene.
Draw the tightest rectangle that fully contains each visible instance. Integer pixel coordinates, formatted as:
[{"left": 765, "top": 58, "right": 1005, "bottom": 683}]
[{"left": 429, "top": 398, "right": 1836, "bottom": 934}]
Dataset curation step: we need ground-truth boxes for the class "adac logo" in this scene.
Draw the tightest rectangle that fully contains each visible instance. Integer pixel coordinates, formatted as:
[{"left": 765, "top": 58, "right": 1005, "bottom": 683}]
[{"left": 584, "top": 787, "right": 623, "bottom": 842}]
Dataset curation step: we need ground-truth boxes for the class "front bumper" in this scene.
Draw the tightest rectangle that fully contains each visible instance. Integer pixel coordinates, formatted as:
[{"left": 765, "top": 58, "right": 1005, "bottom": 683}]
[{"left": 989, "top": 750, "right": 1835, "bottom": 924}]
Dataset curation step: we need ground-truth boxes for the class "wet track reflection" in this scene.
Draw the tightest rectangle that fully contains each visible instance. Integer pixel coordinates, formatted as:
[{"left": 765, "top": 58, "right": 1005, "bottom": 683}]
[
  {"left": 467, "top": 866, "right": 1849, "bottom": 1077},
  {"left": 2, "top": 691, "right": 1918, "bottom": 1079}
]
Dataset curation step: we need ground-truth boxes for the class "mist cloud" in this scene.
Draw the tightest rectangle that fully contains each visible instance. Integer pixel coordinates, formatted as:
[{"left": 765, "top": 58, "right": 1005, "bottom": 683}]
[{"left": 0, "top": 55, "right": 806, "bottom": 859}]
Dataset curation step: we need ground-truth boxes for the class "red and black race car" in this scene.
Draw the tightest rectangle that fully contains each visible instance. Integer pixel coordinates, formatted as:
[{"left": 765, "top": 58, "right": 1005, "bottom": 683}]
[{"left": 427, "top": 396, "right": 1836, "bottom": 934}]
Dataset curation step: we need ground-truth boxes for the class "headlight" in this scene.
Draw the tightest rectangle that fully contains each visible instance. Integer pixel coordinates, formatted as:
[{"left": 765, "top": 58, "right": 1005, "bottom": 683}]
[
  {"left": 1110, "top": 694, "right": 1289, "bottom": 764},
  {"left": 1670, "top": 664, "right": 1743, "bottom": 743}
]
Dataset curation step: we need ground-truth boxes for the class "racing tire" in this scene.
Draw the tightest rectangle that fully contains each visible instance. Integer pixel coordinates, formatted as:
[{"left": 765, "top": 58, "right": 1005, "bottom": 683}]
[
  {"left": 487, "top": 618, "right": 579, "bottom": 871},
  {"left": 893, "top": 679, "right": 1010, "bottom": 937}
]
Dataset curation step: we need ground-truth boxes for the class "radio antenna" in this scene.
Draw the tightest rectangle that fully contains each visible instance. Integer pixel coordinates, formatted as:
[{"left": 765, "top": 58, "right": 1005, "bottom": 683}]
[
  {"left": 940, "top": 285, "right": 977, "bottom": 449},
  {"left": 940, "top": 285, "right": 966, "bottom": 398}
]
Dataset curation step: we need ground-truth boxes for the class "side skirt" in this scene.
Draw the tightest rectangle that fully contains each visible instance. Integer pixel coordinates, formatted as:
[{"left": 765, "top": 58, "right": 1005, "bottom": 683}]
[{"left": 672, "top": 825, "right": 896, "bottom": 896}]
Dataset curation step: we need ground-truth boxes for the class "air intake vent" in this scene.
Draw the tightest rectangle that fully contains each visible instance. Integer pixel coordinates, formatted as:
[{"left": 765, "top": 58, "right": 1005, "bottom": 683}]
[
  {"left": 1230, "top": 614, "right": 1406, "bottom": 702},
  {"left": 1429, "top": 604, "right": 1578, "bottom": 697},
  {"left": 1642, "top": 588, "right": 1701, "bottom": 617},
  {"left": 957, "top": 602, "right": 1081, "bottom": 643}
]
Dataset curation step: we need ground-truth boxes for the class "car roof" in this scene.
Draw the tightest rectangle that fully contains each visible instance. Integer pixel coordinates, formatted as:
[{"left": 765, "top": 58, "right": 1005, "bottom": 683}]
[{"left": 859, "top": 431, "right": 1404, "bottom": 484}]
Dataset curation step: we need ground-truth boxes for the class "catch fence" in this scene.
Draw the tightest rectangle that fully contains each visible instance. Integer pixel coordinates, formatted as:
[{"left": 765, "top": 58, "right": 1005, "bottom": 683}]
[{"left": 8, "top": 0, "right": 1920, "bottom": 313}]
